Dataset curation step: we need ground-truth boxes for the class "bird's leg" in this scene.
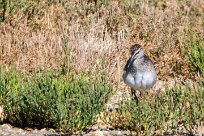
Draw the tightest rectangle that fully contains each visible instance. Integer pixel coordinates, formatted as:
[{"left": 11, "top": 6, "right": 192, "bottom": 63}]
[{"left": 131, "top": 88, "right": 139, "bottom": 104}]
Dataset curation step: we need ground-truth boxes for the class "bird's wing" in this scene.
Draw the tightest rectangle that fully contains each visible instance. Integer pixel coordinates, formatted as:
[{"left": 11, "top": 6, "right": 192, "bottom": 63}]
[
  {"left": 124, "top": 57, "right": 132, "bottom": 70},
  {"left": 124, "top": 57, "right": 137, "bottom": 75}
]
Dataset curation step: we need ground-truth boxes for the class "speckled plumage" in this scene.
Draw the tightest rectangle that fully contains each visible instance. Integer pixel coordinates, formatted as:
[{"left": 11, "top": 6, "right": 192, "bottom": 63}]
[{"left": 123, "top": 44, "right": 157, "bottom": 100}]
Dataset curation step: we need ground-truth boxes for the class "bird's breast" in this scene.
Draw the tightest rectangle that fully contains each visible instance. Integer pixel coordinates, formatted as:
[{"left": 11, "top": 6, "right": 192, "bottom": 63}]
[
  {"left": 123, "top": 71, "right": 136, "bottom": 89},
  {"left": 123, "top": 70, "right": 157, "bottom": 90}
]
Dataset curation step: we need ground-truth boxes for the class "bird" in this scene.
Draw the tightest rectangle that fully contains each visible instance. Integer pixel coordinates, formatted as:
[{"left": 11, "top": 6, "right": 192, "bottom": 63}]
[{"left": 123, "top": 44, "right": 157, "bottom": 103}]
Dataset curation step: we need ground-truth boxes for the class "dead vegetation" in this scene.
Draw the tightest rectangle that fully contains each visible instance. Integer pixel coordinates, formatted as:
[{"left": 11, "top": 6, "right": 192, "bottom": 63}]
[{"left": 0, "top": 0, "right": 204, "bottom": 86}]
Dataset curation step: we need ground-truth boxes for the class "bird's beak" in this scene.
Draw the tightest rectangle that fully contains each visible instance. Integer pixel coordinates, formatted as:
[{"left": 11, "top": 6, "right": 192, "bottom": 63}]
[{"left": 128, "top": 51, "right": 137, "bottom": 68}]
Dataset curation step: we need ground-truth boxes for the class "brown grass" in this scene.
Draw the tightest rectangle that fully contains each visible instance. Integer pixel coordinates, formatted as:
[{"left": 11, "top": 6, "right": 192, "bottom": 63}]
[{"left": 0, "top": 0, "right": 204, "bottom": 89}]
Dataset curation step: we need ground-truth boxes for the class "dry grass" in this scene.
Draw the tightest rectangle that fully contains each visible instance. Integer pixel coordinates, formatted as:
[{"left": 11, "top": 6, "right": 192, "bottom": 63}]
[{"left": 0, "top": 0, "right": 204, "bottom": 89}]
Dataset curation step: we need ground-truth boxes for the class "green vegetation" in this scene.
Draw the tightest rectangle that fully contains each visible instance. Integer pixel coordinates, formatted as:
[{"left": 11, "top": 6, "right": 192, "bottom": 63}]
[
  {"left": 107, "top": 83, "right": 204, "bottom": 135},
  {"left": 0, "top": 0, "right": 8, "bottom": 22},
  {"left": 0, "top": 67, "right": 112, "bottom": 133},
  {"left": 186, "top": 31, "right": 204, "bottom": 77}
]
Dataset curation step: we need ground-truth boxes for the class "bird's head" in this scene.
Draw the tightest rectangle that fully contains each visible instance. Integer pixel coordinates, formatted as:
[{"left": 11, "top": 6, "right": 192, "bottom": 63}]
[{"left": 130, "top": 44, "right": 144, "bottom": 59}]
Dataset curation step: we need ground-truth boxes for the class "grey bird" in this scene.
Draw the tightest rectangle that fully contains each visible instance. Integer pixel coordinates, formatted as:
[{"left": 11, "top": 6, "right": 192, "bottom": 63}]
[{"left": 123, "top": 44, "right": 157, "bottom": 102}]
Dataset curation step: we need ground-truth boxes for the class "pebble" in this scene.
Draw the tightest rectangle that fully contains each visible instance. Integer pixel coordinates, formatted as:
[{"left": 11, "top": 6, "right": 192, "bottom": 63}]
[{"left": 0, "top": 124, "right": 60, "bottom": 136}]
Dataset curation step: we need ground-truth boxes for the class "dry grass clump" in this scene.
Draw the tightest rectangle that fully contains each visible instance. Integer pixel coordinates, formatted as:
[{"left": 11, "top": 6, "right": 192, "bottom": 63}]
[{"left": 0, "top": 0, "right": 204, "bottom": 86}]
